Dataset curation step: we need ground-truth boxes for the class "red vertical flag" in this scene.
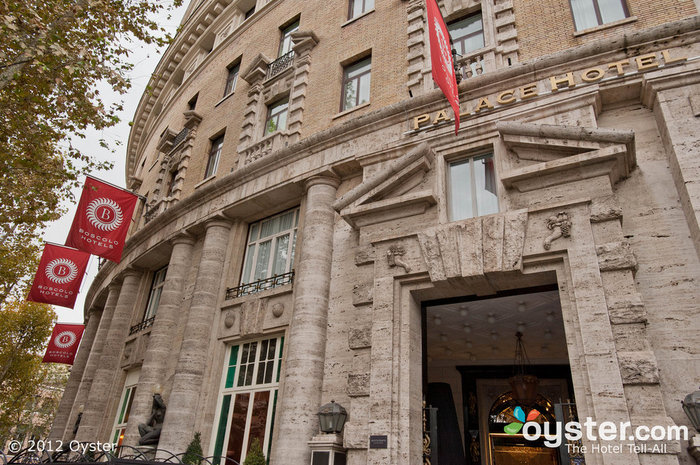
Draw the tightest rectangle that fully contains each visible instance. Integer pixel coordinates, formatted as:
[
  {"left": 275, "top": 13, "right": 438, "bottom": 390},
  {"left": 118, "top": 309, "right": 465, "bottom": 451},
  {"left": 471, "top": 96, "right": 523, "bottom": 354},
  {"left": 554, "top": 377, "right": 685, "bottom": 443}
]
[
  {"left": 42, "top": 324, "right": 85, "bottom": 365},
  {"left": 65, "top": 176, "right": 139, "bottom": 263},
  {"left": 427, "top": 0, "right": 460, "bottom": 134},
  {"left": 28, "top": 244, "right": 90, "bottom": 309}
]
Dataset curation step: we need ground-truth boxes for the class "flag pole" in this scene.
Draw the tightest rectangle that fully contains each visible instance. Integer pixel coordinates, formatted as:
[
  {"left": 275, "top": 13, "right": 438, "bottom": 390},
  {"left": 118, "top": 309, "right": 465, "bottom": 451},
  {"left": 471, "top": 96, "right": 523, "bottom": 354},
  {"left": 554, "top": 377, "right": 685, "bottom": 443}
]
[{"left": 85, "top": 175, "right": 147, "bottom": 201}]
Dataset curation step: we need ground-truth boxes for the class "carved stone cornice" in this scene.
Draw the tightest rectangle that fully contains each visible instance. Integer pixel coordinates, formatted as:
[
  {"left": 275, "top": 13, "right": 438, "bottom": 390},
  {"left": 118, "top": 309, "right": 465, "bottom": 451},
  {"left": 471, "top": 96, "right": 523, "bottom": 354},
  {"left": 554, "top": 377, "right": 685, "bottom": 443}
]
[
  {"left": 242, "top": 53, "right": 272, "bottom": 85},
  {"left": 291, "top": 30, "right": 319, "bottom": 56}
]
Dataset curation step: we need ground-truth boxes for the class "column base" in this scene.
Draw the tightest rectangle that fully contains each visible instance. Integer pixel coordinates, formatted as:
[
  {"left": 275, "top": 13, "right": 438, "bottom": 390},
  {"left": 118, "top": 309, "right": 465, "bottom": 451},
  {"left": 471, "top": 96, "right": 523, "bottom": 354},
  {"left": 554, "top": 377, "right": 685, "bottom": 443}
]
[{"left": 308, "top": 434, "right": 346, "bottom": 465}]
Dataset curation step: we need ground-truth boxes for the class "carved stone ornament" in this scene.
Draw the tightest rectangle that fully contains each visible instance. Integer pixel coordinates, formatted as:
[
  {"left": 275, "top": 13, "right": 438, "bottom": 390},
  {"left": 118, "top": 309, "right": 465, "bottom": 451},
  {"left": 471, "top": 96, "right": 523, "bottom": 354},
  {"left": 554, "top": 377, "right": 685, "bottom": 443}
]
[
  {"left": 543, "top": 211, "right": 572, "bottom": 250},
  {"left": 224, "top": 310, "right": 236, "bottom": 328},
  {"left": 387, "top": 245, "right": 412, "bottom": 273},
  {"left": 271, "top": 302, "right": 284, "bottom": 318}
]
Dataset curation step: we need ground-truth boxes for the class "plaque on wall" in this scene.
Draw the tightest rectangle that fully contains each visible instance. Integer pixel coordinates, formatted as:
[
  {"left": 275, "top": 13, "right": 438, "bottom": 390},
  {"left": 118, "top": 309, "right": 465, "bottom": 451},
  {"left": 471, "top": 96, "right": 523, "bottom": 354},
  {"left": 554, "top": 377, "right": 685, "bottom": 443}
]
[{"left": 369, "top": 435, "right": 388, "bottom": 449}]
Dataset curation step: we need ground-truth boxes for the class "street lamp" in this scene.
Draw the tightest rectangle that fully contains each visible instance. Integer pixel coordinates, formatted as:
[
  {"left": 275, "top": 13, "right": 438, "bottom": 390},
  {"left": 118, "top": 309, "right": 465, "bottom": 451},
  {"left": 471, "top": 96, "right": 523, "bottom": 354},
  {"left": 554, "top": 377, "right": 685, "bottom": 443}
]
[
  {"left": 318, "top": 400, "right": 347, "bottom": 434},
  {"left": 682, "top": 389, "right": 700, "bottom": 432}
]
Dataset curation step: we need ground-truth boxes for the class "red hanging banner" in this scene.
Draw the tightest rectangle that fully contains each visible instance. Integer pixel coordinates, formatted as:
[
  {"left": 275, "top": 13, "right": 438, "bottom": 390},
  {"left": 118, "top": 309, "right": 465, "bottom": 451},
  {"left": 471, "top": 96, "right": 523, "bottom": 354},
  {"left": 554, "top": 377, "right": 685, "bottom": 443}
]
[
  {"left": 427, "top": 0, "right": 460, "bottom": 134},
  {"left": 42, "top": 323, "right": 85, "bottom": 365},
  {"left": 65, "top": 176, "right": 139, "bottom": 263},
  {"left": 27, "top": 244, "right": 90, "bottom": 309}
]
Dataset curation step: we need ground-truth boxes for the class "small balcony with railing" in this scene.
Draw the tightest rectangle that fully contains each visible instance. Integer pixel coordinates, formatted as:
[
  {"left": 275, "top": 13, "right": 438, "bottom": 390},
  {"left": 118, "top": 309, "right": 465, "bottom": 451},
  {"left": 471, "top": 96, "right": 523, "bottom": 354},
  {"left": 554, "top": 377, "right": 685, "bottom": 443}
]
[
  {"left": 225, "top": 270, "right": 295, "bottom": 300},
  {"left": 267, "top": 50, "right": 295, "bottom": 80}
]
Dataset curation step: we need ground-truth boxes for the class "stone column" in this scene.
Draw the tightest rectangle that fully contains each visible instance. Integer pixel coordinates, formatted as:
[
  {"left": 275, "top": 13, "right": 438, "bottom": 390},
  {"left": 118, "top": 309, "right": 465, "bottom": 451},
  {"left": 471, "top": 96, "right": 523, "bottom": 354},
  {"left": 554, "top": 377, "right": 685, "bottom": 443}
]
[
  {"left": 123, "top": 234, "right": 196, "bottom": 447},
  {"left": 62, "top": 283, "right": 121, "bottom": 442},
  {"left": 75, "top": 270, "right": 142, "bottom": 443},
  {"left": 157, "top": 218, "right": 232, "bottom": 454},
  {"left": 48, "top": 307, "right": 102, "bottom": 443},
  {"left": 270, "top": 175, "right": 340, "bottom": 465}
]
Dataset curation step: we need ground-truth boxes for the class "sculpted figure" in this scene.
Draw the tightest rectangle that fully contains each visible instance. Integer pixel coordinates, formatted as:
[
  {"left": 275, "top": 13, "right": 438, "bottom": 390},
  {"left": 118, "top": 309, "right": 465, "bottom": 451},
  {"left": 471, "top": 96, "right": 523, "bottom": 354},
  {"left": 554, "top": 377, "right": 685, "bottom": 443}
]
[
  {"left": 543, "top": 212, "right": 572, "bottom": 250},
  {"left": 138, "top": 393, "right": 166, "bottom": 446}
]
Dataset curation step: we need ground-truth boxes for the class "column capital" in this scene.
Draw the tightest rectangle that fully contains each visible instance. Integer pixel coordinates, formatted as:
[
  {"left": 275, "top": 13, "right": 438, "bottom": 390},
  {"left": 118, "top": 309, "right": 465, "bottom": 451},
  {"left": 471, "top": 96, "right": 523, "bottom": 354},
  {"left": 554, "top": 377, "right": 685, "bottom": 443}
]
[
  {"left": 119, "top": 267, "right": 143, "bottom": 280},
  {"left": 304, "top": 173, "right": 341, "bottom": 191},
  {"left": 170, "top": 232, "right": 196, "bottom": 247},
  {"left": 107, "top": 281, "right": 123, "bottom": 292},
  {"left": 203, "top": 215, "right": 234, "bottom": 231}
]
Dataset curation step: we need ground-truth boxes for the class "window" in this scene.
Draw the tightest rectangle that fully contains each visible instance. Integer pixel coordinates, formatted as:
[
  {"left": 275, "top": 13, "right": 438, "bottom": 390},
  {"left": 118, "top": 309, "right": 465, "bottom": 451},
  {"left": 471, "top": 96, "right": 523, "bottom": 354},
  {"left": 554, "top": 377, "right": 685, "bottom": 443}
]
[
  {"left": 278, "top": 19, "right": 299, "bottom": 57},
  {"left": 448, "top": 12, "right": 484, "bottom": 56},
  {"left": 211, "top": 336, "right": 284, "bottom": 465},
  {"left": 448, "top": 154, "right": 498, "bottom": 221},
  {"left": 264, "top": 98, "right": 289, "bottom": 136},
  {"left": 223, "top": 62, "right": 239, "bottom": 97},
  {"left": 240, "top": 208, "right": 298, "bottom": 286},
  {"left": 143, "top": 266, "right": 167, "bottom": 321},
  {"left": 244, "top": 6, "right": 255, "bottom": 19},
  {"left": 341, "top": 56, "right": 371, "bottom": 111},
  {"left": 205, "top": 135, "right": 224, "bottom": 179},
  {"left": 348, "top": 0, "right": 374, "bottom": 19},
  {"left": 188, "top": 93, "right": 198, "bottom": 111},
  {"left": 111, "top": 370, "right": 140, "bottom": 448},
  {"left": 570, "top": 0, "right": 628, "bottom": 30}
]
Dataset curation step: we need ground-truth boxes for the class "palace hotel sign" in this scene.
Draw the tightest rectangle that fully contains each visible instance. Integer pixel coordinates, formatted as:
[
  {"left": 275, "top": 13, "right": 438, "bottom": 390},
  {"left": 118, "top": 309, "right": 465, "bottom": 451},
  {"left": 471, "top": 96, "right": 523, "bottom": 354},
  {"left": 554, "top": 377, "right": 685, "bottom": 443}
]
[{"left": 410, "top": 49, "right": 687, "bottom": 132}]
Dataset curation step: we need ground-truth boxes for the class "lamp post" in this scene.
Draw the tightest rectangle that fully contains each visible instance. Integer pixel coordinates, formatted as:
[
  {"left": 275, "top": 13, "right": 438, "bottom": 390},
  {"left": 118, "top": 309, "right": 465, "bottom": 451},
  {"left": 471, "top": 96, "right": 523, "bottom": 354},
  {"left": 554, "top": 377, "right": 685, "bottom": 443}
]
[
  {"left": 683, "top": 389, "right": 700, "bottom": 464},
  {"left": 309, "top": 401, "right": 348, "bottom": 465}
]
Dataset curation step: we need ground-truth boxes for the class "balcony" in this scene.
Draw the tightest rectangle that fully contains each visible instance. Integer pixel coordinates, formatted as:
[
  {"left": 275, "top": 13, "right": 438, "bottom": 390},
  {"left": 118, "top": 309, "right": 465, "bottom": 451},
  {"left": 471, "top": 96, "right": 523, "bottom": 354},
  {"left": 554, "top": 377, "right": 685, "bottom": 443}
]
[
  {"left": 129, "top": 315, "right": 155, "bottom": 335},
  {"left": 267, "top": 51, "right": 295, "bottom": 80},
  {"left": 454, "top": 50, "right": 486, "bottom": 82},
  {"left": 226, "top": 270, "right": 295, "bottom": 300}
]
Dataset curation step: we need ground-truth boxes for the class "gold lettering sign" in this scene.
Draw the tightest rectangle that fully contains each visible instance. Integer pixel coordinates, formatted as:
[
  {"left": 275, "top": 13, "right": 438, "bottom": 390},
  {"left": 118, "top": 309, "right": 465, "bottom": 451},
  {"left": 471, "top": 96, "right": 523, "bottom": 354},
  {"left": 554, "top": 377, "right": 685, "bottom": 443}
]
[{"left": 409, "top": 49, "right": 687, "bottom": 132}]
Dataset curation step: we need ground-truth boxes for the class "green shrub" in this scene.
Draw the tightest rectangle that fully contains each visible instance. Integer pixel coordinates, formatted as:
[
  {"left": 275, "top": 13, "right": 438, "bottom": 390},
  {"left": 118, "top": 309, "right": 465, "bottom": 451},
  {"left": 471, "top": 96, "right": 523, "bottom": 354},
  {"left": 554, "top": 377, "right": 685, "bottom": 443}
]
[{"left": 243, "top": 438, "right": 266, "bottom": 465}]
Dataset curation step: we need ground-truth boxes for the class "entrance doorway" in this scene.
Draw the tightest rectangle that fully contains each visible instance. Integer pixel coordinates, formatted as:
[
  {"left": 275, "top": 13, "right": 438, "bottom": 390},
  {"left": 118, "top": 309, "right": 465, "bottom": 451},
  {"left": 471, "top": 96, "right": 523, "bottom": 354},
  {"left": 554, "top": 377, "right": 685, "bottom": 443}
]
[{"left": 422, "top": 286, "right": 584, "bottom": 465}]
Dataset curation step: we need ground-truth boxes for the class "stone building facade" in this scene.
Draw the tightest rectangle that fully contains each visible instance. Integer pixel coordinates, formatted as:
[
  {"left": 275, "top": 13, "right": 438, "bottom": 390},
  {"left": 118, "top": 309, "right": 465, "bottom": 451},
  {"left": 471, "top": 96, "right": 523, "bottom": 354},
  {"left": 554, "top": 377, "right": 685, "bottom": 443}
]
[{"left": 49, "top": 0, "right": 700, "bottom": 464}]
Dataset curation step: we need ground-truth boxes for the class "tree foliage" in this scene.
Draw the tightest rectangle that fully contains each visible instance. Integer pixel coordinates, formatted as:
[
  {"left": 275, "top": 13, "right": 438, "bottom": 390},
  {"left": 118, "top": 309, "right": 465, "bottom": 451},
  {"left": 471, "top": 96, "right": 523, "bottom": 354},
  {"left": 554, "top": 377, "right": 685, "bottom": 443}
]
[
  {"left": 0, "top": 299, "right": 56, "bottom": 442},
  {"left": 182, "top": 432, "right": 203, "bottom": 465},
  {"left": 242, "top": 438, "right": 266, "bottom": 465},
  {"left": 0, "top": 0, "right": 182, "bottom": 298}
]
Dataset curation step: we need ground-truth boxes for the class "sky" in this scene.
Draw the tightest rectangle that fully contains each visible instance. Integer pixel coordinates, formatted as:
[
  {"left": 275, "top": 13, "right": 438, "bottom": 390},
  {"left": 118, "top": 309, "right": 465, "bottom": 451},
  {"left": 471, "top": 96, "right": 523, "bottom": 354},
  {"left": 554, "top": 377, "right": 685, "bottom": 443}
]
[{"left": 44, "top": 2, "right": 190, "bottom": 324}]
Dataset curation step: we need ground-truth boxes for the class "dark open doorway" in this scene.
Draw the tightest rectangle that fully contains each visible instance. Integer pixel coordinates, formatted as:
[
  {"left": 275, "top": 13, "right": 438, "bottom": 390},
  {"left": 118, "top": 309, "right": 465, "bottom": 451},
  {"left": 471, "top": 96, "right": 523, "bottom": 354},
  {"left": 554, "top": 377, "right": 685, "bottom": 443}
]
[{"left": 422, "top": 285, "right": 583, "bottom": 465}]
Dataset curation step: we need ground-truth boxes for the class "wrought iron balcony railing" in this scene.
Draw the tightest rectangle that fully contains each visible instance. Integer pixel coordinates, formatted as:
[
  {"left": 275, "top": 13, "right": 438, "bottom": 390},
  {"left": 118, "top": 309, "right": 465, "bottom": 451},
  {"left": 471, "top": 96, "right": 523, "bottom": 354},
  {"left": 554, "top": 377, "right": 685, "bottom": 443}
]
[
  {"left": 170, "top": 127, "right": 189, "bottom": 150},
  {"left": 226, "top": 270, "right": 294, "bottom": 300},
  {"left": 267, "top": 51, "right": 295, "bottom": 79},
  {"left": 129, "top": 315, "right": 155, "bottom": 335}
]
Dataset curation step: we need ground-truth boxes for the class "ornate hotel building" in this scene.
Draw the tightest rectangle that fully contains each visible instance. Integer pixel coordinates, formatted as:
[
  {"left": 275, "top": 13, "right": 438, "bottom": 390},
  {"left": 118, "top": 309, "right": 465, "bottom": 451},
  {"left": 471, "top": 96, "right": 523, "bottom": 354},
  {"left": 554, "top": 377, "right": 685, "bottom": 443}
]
[{"left": 49, "top": 0, "right": 700, "bottom": 464}]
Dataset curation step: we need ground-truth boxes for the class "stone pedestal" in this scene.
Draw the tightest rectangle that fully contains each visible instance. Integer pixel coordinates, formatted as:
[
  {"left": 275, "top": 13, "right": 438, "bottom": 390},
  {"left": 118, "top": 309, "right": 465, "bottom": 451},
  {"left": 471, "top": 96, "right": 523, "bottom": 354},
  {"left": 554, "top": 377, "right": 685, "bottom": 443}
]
[
  {"left": 689, "top": 435, "right": 700, "bottom": 464},
  {"left": 123, "top": 234, "right": 196, "bottom": 447},
  {"left": 157, "top": 219, "right": 232, "bottom": 454},
  {"left": 270, "top": 175, "right": 340, "bottom": 465},
  {"left": 308, "top": 434, "right": 346, "bottom": 465}
]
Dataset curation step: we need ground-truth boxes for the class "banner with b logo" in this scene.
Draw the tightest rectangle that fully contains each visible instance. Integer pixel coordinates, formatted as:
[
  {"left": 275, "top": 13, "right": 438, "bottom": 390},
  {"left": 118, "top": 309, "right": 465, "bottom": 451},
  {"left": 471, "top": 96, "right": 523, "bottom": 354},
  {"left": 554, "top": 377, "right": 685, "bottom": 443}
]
[
  {"left": 42, "top": 323, "right": 85, "bottom": 365},
  {"left": 28, "top": 244, "right": 90, "bottom": 309},
  {"left": 65, "top": 176, "right": 139, "bottom": 263}
]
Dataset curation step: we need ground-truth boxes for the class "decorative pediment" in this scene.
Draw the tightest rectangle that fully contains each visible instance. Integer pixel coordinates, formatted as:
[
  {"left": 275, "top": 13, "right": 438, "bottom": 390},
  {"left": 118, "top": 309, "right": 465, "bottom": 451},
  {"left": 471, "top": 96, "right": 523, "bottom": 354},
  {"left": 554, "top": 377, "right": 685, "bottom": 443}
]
[
  {"left": 241, "top": 53, "right": 272, "bottom": 85},
  {"left": 291, "top": 30, "right": 319, "bottom": 55},
  {"left": 333, "top": 143, "right": 436, "bottom": 229},
  {"left": 496, "top": 121, "right": 636, "bottom": 192},
  {"left": 157, "top": 128, "right": 178, "bottom": 152}
]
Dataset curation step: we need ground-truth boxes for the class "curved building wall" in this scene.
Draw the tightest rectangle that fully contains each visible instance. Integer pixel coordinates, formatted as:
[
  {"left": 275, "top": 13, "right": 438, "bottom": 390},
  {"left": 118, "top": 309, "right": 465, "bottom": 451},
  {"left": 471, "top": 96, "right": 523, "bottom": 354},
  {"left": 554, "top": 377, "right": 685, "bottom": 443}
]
[{"left": 50, "top": 1, "right": 700, "bottom": 465}]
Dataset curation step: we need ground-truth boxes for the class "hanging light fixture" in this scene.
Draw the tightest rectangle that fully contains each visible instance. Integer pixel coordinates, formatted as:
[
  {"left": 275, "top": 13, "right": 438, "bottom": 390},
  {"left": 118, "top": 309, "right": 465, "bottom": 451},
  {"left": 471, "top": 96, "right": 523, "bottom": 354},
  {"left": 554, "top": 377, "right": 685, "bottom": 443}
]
[{"left": 509, "top": 332, "right": 539, "bottom": 406}]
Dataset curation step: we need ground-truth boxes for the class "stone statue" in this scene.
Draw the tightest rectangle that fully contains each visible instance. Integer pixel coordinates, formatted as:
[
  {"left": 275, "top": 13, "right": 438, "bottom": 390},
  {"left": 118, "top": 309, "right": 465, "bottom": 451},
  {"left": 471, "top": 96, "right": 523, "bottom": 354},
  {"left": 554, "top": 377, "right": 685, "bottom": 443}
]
[{"left": 138, "top": 393, "right": 166, "bottom": 446}]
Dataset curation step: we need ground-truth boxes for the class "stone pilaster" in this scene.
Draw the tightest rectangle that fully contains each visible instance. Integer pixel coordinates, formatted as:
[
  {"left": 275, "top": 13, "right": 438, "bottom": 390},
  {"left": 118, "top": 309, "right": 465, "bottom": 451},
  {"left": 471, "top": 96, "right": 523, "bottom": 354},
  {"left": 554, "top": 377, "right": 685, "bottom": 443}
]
[
  {"left": 62, "top": 283, "right": 121, "bottom": 442},
  {"left": 157, "top": 219, "right": 232, "bottom": 454},
  {"left": 75, "top": 271, "right": 142, "bottom": 443},
  {"left": 122, "top": 234, "right": 196, "bottom": 447},
  {"left": 270, "top": 175, "right": 340, "bottom": 465},
  {"left": 48, "top": 307, "right": 102, "bottom": 442}
]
